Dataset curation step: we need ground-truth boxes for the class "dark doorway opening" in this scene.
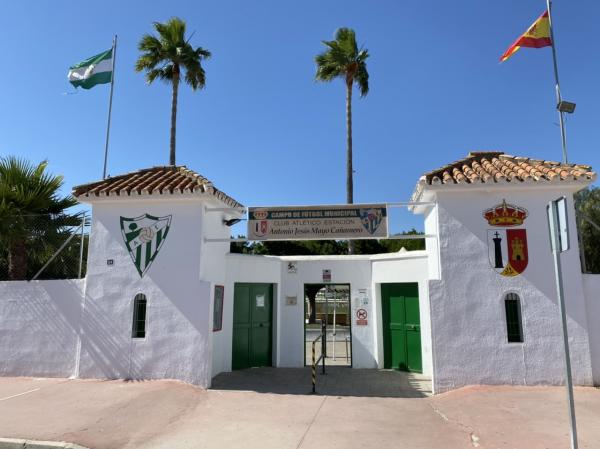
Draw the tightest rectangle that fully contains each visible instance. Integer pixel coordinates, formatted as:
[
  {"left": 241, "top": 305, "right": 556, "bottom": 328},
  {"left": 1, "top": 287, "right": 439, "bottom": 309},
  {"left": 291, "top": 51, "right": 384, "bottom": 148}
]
[{"left": 304, "top": 284, "right": 352, "bottom": 367}]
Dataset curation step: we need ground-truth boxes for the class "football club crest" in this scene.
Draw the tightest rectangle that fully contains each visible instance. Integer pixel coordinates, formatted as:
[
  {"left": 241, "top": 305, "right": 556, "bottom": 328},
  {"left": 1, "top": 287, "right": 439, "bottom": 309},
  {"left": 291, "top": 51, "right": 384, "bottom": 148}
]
[
  {"left": 360, "top": 208, "right": 383, "bottom": 235},
  {"left": 120, "top": 214, "right": 172, "bottom": 277},
  {"left": 254, "top": 220, "right": 269, "bottom": 237},
  {"left": 483, "top": 200, "right": 529, "bottom": 277}
]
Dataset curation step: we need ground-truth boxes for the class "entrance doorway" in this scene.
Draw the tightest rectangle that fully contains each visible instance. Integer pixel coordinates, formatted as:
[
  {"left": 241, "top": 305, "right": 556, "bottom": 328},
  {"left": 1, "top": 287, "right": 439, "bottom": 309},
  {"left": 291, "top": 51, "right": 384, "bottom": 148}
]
[
  {"left": 304, "top": 284, "right": 352, "bottom": 367},
  {"left": 232, "top": 283, "right": 273, "bottom": 370},
  {"left": 381, "top": 283, "right": 422, "bottom": 373}
]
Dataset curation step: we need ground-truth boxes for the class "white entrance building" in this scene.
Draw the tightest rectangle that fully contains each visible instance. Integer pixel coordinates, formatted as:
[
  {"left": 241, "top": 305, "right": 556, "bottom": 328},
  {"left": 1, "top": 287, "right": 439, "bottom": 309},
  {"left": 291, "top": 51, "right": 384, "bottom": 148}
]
[{"left": 1, "top": 151, "right": 599, "bottom": 394}]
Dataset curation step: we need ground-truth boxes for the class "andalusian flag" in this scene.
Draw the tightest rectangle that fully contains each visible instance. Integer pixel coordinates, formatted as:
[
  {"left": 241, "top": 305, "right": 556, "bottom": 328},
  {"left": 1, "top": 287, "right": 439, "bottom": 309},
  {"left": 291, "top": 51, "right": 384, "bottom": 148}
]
[
  {"left": 500, "top": 11, "right": 552, "bottom": 62},
  {"left": 68, "top": 49, "right": 113, "bottom": 89}
]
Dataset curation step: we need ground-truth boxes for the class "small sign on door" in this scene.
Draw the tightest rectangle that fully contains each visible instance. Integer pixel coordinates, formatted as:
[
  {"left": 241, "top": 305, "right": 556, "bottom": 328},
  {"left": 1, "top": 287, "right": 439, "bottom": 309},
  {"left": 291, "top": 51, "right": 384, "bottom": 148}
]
[
  {"left": 356, "top": 308, "right": 368, "bottom": 326},
  {"left": 256, "top": 295, "right": 265, "bottom": 307}
]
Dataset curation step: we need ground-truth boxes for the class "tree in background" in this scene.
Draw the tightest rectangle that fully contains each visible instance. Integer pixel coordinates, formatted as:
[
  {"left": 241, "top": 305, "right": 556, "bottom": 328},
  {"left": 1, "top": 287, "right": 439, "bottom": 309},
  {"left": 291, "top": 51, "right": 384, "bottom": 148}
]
[
  {"left": 250, "top": 239, "right": 347, "bottom": 256},
  {"left": 315, "top": 28, "right": 370, "bottom": 254},
  {"left": 230, "top": 229, "right": 425, "bottom": 256},
  {"left": 0, "top": 157, "right": 79, "bottom": 280},
  {"left": 575, "top": 187, "right": 600, "bottom": 273},
  {"left": 135, "top": 17, "right": 211, "bottom": 166}
]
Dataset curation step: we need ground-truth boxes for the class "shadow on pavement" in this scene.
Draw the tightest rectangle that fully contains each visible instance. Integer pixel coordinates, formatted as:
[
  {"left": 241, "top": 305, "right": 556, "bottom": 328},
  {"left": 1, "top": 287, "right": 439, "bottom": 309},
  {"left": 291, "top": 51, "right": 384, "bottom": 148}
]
[{"left": 210, "top": 366, "right": 432, "bottom": 398}]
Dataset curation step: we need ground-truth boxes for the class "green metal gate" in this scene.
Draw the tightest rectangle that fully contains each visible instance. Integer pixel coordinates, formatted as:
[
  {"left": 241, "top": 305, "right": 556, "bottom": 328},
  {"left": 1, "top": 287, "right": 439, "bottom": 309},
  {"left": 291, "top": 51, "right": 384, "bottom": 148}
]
[
  {"left": 381, "top": 283, "right": 422, "bottom": 373},
  {"left": 232, "top": 283, "right": 273, "bottom": 370}
]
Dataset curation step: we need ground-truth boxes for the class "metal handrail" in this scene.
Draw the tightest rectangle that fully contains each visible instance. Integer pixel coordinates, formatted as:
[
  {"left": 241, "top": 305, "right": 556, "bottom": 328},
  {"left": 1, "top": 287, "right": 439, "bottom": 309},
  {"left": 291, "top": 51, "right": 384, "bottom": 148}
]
[{"left": 311, "top": 320, "right": 326, "bottom": 393}]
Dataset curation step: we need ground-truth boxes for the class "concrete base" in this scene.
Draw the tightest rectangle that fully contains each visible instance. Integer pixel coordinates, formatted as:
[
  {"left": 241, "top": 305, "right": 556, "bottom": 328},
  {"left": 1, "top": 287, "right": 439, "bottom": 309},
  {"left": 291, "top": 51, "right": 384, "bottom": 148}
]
[
  {"left": 212, "top": 367, "right": 432, "bottom": 397},
  {"left": 0, "top": 438, "right": 89, "bottom": 449}
]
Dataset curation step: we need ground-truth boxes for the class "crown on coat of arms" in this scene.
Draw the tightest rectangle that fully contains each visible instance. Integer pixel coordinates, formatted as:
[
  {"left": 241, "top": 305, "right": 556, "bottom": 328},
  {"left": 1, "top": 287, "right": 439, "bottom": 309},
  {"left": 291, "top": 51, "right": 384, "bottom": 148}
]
[{"left": 483, "top": 199, "right": 528, "bottom": 227}]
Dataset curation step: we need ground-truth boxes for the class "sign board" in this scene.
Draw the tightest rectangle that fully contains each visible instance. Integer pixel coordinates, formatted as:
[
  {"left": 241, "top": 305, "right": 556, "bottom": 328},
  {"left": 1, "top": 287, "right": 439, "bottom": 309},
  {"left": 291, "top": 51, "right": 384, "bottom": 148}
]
[
  {"left": 247, "top": 204, "right": 388, "bottom": 240},
  {"left": 285, "top": 296, "right": 297, "bottom": 306},
  {"left": 322, "top": 269, "right": 331, "bottom": 283},
  {"left": 213, "top": 285, "right": 224, "bottom": 332},
  {"left": 547, "top": 196, "right": 570, "bottom": 253},
  {"left": 356, "top": 308, "right": 368, "bottom": 325},
  {"left": 555, "top": 197, "right": 570, "bottom": 252},
  {"left": 287, "top": 261, "right": 298, "bottom": 274}
]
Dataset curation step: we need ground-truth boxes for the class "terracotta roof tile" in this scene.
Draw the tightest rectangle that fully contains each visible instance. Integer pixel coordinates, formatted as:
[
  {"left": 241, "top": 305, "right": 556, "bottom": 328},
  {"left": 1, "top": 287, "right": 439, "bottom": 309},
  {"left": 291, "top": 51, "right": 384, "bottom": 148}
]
[
  {"left": 72, "top": 166, "right": 243, "bottom": 208},
  {"left": 423, "top": 151, "right": 596, "bottom": 186}
]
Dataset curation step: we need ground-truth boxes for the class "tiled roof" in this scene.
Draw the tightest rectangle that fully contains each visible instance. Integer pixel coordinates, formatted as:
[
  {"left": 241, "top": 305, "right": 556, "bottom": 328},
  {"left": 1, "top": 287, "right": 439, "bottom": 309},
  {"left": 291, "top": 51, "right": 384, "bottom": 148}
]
[
  {"left": 72, "top": 166, "right": 244, "bottom": 208},
  {"left": 423, "top": 152, "right": 595, "bottom": 186}
]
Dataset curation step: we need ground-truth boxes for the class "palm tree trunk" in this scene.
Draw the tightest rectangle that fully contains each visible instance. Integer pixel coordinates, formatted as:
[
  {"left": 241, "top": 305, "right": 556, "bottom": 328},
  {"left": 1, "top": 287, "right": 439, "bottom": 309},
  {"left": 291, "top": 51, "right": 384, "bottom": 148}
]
[
  {"left": 8, "top": 239, "right": 27, "bottom": 280},
  {"left": 346, "top": 77, "right": 355, "bottom": 255},
  {"left": 169, "top": 65, "right": 180, "bottom": 166}
]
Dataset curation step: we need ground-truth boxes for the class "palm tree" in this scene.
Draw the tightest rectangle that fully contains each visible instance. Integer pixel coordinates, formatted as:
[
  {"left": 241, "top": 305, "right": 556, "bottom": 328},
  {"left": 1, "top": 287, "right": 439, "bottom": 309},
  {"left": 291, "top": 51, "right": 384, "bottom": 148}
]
[
  {"left": 0, "top": 157, "right": 79, "bottom": 280},
  {"left": 315, "top": 28, "right": 369, "bottom": 254},
  {"left": 135, "top": 17, "right": 211, "bottom": 166}
]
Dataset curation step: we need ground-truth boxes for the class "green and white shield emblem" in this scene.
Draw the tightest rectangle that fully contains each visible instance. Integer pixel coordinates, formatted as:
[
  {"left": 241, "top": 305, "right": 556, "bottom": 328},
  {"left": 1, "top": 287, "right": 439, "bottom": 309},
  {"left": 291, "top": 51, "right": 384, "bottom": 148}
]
[{"left": 120, "top": 214, "right": 172, "bottom": 277}]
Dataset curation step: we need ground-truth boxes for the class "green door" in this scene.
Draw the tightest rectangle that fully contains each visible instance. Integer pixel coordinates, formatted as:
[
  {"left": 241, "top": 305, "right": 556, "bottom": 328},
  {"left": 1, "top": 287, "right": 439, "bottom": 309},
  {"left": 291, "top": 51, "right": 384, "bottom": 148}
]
[
  {"left": 232, "top": 283, "right": 273, "bottom": 370},
  {"left": 381, "top": 283, "right": 422, "bottom": 373}
]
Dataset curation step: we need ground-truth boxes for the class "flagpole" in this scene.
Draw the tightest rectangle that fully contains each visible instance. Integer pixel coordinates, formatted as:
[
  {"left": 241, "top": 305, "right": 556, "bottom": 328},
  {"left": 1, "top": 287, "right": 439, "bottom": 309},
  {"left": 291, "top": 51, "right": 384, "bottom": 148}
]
[
  {"left": 102, "top": 35, "right": 117, "bottom": 179},
  {"left": 546, "top": 0, "right": 569, "bottom": 164}
]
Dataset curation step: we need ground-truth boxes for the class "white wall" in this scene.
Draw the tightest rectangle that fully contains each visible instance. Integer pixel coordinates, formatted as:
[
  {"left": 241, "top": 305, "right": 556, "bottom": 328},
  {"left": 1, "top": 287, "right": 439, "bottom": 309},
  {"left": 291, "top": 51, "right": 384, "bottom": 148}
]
[
  {"left": 80, "top": 198, "right": 213, "bottom": 387},
  {"left": 427, "top": 187, "right": 593, "bottom": 393},
  {"left": 372, "top": 252, "right": 432, "bottom": 376},
  {"left": 199, "top": 201, "right": 232, "bottom": 283},
  {"left": 278, "top": 256, "right": 374, "bottom": 368},
  {"left": 199, "top": 201, "right": 236, "bottom": 380},
  {"left": 2, "top": 186, "right": 596, "bottom": 395},
  {"left": 423, "top": 205, "right": 441, "bottom": 280},
  {"left": 213, "top": 254, "right": 281, "bottom": 376},
  {"left": 215, "top": 252, "right": 433, "bottom": 376},
  {"left": 583, "top": 274, "right": 600, "bottom": 385},
  {"left": 0, "top": 279, "right": 84, "bottom": 378}
]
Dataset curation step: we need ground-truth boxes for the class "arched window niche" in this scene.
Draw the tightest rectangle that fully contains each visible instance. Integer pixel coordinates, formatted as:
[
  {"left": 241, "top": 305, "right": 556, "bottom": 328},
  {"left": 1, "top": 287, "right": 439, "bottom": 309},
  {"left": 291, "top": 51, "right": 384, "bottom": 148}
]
[
  {"left": 504, "top": 292, "right": 523, "bottom": 343},
  {"left": 132, "top": 293, "right": 147, "bottom": 339}
]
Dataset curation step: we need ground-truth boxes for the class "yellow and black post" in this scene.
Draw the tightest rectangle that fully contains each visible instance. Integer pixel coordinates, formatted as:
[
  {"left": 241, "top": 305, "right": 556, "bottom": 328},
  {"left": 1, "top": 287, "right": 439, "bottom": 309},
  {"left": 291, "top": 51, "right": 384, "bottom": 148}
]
[
  {"left": 321, "top": 320, "right": 326, "bottom": 374},
  {"left": 312, "top": 340, "right": 317, "bottom": 393}
]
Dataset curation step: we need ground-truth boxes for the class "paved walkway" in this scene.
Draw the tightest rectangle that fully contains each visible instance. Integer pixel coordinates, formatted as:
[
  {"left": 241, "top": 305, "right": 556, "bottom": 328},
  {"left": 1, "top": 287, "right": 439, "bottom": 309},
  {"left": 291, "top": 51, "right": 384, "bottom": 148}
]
[{"left": 0, "top": 375, "right": 599, "bottom": 449}]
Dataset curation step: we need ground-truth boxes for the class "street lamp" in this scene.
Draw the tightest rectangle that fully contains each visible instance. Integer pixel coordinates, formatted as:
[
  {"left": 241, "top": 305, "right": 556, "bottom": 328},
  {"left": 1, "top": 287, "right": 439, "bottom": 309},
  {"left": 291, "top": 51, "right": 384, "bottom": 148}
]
[{"left": 557, "top": 100, "right": 576, "bottom": 114}]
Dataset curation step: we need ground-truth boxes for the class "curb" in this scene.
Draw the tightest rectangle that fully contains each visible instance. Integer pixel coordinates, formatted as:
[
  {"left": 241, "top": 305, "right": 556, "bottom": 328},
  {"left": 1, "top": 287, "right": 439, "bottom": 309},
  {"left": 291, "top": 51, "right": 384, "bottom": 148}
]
[{"left": 0, "top": 438, "right": 90, "bottom": 449}]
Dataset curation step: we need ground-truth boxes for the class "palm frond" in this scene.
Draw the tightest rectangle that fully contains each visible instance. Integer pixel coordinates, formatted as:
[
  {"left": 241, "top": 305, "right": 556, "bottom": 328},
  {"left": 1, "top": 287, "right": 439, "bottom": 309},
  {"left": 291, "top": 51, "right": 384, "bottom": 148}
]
[
  {"left": 181, "top": 50, "right": 206, "bottom": 90},
  {"left": 355, "top": 61, "right": 369, "bottom": 96},
  {"left": 314, "top": 27, "right": 370, "bottom": 92},
  {"left": 146, "top": 64, "right": 175, "bottom": 84},
  {"left": 0, "top": 155, "right": 79, "bottom": 238},
  {"left": 155, "top": 17, "right": 186, "bottom": 47},
  {"left": 136, "top": 17, "right": 210, "bottom": 90},
  {"left": 334, "top": 28, "right": 358, "bottom": 58},
  {"left": 195, "top": 47, "right": 212, "bottom": 59},
  {"left": 137, "top": 34, "right": 163, "bottom": 53}
]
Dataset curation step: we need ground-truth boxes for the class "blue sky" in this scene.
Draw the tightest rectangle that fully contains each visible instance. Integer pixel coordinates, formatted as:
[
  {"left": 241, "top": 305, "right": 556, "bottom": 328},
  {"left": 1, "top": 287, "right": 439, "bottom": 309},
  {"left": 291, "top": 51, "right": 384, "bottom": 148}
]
[{"left": 1, "top": 0, "right": 598, "bottom": 233}]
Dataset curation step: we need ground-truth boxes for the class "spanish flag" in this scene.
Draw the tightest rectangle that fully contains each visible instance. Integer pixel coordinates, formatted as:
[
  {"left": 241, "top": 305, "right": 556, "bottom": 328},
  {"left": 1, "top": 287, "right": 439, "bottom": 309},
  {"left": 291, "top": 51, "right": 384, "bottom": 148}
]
[{"left": 500, "top": 11, "right": 553, "bottom": 62}]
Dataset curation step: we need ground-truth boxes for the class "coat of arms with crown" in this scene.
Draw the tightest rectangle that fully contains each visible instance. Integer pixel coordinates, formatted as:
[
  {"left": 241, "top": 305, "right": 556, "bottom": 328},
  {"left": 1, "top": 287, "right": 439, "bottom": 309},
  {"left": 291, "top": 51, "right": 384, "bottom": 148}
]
[{"left": 483, "top": 200, "right": 529, "bottom": 277}]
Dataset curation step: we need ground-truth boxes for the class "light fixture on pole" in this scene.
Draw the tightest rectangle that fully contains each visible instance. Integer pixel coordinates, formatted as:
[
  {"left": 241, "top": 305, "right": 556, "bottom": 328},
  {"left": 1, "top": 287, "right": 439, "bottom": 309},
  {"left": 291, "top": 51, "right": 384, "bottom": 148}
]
[
  {"left": 557, "top": 100, "right": 576, "bottom": 114},
  {"left": 223, "top": 218, "right": 242, "bottom": 227}
]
